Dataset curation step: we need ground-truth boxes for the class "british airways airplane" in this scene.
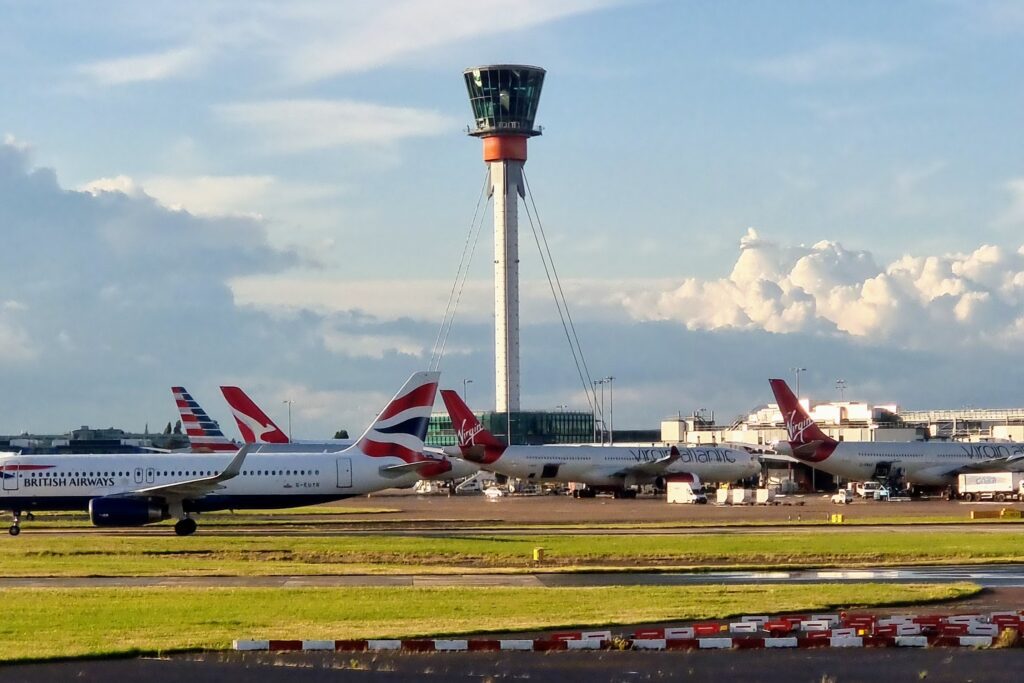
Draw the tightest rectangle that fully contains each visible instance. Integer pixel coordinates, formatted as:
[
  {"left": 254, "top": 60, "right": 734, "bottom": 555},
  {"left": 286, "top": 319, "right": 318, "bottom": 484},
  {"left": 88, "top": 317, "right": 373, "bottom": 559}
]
[
  {"left": 0, "top": 372, "right": 450, "bottom": 536},
  {"left": 440, "top": 390, "right": 760, "bottom": 497},
  {"left": 769, "top": 378, "right": 1024, "bottom": 486},
  {"left": 215, "top": 384, "right": 478, "bottom": 480}
]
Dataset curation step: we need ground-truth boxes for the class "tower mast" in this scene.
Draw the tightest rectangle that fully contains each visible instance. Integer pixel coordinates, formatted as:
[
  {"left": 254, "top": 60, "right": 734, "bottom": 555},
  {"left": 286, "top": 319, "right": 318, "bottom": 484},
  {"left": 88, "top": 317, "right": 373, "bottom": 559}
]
[{"left": 463, "top": 65, "right": 546, "bottom": 413}]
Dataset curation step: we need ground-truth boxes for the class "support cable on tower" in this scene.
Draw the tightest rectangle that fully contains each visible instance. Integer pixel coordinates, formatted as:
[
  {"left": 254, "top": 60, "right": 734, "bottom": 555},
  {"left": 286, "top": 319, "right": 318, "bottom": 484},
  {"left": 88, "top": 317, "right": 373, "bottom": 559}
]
[
  {"left": 430, "top": 170, "right": 492, "bottom": 371},
  {"left": 522, "top": 170, "right": 599, "bottom": 415}
]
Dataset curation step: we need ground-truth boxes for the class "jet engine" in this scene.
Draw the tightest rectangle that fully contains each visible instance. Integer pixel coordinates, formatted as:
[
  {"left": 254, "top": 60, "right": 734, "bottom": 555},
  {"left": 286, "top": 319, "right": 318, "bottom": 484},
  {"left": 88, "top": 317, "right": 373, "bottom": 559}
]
[{"left": 89, "top": 497, "right": 168, "bottom": 527}]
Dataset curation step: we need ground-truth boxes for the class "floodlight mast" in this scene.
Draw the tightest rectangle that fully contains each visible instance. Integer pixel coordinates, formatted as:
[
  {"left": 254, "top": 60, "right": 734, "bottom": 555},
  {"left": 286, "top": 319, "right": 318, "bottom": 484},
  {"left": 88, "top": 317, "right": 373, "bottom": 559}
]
[{"left": 463, "top": 65, "right": 545, "bottom": 413}]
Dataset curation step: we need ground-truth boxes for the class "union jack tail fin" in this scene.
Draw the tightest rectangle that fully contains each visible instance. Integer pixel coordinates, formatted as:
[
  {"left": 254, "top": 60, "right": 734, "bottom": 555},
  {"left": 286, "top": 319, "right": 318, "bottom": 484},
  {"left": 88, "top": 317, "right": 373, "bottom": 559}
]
[
  {"left": 171, "top": 386, "right": 237, "bottom": 452},
  {"left": 768, "top": 378, "right": 835, "bottom": 446},
  {"left": 219, "top": 386, "right": 290, "bottom": 444},
  {"left": 355, "top": 371, "right": 439, "bottom": 462},
  {"left": 439, "top": 389, "right": 506, "bottom": 464}
]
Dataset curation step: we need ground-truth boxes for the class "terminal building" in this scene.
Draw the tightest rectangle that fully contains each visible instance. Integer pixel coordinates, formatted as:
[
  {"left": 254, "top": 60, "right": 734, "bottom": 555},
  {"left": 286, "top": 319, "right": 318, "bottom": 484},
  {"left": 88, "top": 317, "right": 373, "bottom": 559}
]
[{"left": 0, "top": 426, "right": 188, "bottom": 454}]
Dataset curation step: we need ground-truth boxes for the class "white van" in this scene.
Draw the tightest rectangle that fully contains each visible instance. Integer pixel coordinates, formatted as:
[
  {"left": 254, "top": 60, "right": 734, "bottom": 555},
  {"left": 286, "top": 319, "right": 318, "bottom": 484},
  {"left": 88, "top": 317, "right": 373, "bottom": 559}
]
[{"left": 857, "top": 481, "right": 882, "bottom": 498}]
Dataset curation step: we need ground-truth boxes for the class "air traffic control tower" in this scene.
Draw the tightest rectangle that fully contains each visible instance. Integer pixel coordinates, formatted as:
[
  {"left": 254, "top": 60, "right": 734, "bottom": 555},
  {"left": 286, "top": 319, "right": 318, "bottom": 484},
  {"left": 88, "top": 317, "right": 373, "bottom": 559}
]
[{"left": 464, "top": 64, "right": 545, "bottom": 413}]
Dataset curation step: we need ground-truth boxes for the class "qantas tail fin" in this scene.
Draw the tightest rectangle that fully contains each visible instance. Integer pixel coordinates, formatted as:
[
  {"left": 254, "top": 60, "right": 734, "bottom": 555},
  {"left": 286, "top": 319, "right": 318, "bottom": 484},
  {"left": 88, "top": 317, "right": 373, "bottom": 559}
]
[
  {"left": 768, "top": 378, "right": 836, "bottom": 449},
  {"left": 354, "top": 371, "right": 439, "bottom": 462},
  {"left": 171, "top": 386, "right": 237, "bottom": 453},
  {"left": 220, "top": 386, "right": 290, "bottom": 444},
  {"left": 439, "top": 389, "right": 506, "bottom": 464}
]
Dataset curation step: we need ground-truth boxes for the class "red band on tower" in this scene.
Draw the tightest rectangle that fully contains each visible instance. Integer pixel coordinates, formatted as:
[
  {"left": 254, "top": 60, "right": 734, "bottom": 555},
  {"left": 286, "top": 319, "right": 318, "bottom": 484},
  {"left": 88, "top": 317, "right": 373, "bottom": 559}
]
[{"left": 483, "top": 136, "right": 528, "bottom": 162}]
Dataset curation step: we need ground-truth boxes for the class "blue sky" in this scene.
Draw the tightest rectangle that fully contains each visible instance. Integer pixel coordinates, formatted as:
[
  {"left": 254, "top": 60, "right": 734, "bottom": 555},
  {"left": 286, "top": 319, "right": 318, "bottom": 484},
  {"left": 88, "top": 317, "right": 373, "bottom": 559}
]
[{"left": 1, "top": 1, "right": 1023, "bottom": 435}]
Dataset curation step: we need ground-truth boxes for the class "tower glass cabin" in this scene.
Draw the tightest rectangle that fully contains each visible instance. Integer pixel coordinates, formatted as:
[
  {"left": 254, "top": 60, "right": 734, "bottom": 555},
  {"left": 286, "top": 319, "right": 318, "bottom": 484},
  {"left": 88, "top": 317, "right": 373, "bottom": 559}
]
[{"left": 464, "top": 65, "right": 545, "bottom": 137}]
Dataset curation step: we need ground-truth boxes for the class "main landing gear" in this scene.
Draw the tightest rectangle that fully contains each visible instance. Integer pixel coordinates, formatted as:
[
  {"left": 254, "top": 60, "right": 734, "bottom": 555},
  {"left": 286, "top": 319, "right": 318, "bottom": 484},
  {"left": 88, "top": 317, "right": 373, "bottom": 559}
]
[
  {"left": 9, "top": 511, "right": 22, "bottom": 536},
  {"left": 174, "top": 517, "right": 197, "bottom": 536}
]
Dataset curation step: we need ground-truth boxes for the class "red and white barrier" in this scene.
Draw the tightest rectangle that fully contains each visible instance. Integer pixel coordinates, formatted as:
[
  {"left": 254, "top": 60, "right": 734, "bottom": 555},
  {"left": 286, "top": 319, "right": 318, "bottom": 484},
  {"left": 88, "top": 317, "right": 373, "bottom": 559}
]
[{"left": 234, "top": 608, "right": 1023, "bottom": 654}]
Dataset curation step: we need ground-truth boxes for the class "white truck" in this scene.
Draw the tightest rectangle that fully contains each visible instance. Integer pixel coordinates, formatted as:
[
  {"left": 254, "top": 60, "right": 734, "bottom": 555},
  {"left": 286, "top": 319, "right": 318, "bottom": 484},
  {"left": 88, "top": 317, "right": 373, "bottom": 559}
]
[{"left": 957, "top": 472, "right": 1024, "bottom": 502}]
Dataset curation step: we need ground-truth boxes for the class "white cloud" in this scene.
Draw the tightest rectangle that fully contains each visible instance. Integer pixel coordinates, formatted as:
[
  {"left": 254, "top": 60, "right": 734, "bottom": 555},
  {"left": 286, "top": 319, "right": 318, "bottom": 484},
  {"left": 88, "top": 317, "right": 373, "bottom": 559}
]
[
  {"left": 77, "top": 46, "right": 203, "bottom": 85},
  {"left": 216, "top": 99, "right": 454, "bottom": 153},
  {"left": 996, "top": 178, "right": 1024, "bottom": 228},
  {"left": 622, "top": 228, "right": 1024, "bottom": 351},
  {"left": 276, "top": 0, "right": 626, "bottom": 82},
  {"left": 320, "top": 327, "right": 426, "bottom": 359},
  {"left": 2, "top": 134, "right": 31, "bottom": 154},
  {"left": 79, "top": 175, "right": 143, "bottom": 197},
  {"left": 0, "top": 300, "right": 36, "bottom": 363},
  {"left": 229, "top": 273, "right": 677, "bottom": 324},
  {"left": 750, "top": 41, "right": 914, "bottom": 84}
]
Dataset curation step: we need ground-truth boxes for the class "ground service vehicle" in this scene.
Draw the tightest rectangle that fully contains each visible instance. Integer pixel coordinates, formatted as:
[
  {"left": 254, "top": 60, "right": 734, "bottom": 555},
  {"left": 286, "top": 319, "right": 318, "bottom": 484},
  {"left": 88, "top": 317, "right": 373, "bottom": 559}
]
[
  {"left": 831, "top": 490, "right": 852, "bottom": 504},
  {"left": 957, "top": 472, "right": 1024, "bottom": 502}
]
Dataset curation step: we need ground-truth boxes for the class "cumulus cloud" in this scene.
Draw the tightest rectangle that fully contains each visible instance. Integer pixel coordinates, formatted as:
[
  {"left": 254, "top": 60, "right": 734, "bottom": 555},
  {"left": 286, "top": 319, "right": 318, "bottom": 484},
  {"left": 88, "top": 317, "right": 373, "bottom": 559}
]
[
  {"left": 623, "top": 229, "right": 1024, "bottom": 350},
  {"left": 0, "top": 138, "right": 492, "bottom": 434}
]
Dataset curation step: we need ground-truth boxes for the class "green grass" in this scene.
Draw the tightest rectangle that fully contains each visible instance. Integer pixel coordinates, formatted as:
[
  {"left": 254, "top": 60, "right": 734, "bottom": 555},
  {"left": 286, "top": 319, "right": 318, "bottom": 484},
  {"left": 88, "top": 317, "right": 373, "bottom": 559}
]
[
  {"left": 0, "top": 583, "right": 978, "bottom": 662},
  {"left": 5, "top": 530, "right": 1024, "bottom": 576}
]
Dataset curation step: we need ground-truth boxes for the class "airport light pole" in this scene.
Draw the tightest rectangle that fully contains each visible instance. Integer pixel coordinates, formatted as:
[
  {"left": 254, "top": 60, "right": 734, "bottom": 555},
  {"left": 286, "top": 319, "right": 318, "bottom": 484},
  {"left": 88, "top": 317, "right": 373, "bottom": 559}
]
[
  {"left": 836, "top": 378, "right": 847, "bottom": 401},
  {"left": 791, "top": 367, "right": 807, "bottom": 398},
  {"left": 281, "top": 399, "right": 293, "bottom": 442},
  {"left": 462, "top": 378, "right": 473, "bottom": 403},
  {"left": 605, "top": 376, "right": 615, "bottom": 445}
]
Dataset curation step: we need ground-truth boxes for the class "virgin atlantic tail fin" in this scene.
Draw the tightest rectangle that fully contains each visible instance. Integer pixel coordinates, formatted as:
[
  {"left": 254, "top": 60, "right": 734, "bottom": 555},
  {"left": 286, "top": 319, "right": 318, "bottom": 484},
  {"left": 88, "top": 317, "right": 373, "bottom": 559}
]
[
  {"left": 439, "top": 390, "right": 506, "bottom": 464},
  {"left": 768, "top": 378, "right": 835, "bottom": 446}
]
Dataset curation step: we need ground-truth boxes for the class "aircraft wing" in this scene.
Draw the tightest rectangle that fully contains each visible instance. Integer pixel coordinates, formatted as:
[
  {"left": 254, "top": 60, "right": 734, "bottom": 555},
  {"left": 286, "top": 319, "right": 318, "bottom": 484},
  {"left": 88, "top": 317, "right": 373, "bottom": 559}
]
[
  {"left": 122, "top": 444, "right": 252, "bottom": 500},
  {"left": 379, "top": 457, "right": 452, "bottom": 477},
  {"left": 611, "top": 446, "right": 680, "bottom": 477},
  {"left": 947, "top": 454, "right": 1024, "bottom": 475}
]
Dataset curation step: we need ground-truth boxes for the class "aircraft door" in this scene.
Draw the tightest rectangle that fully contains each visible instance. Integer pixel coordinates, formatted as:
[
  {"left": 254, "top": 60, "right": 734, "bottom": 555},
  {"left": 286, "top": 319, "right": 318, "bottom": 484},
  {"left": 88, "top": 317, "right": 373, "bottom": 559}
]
[
  {"left": 146, "top": 468, "right": 155, "bottom": 484},
  {"left": 2, "top": 465, "right": 18, "bottom": 491},
  {"left": 336, "top": 458, "right": 353, "bottom": 488},
  {"left": 541, "top": 464, "right": 561, "bottom": 479},
  {"left": 134, "top": 468, "right": 144, "bottom": 484}
]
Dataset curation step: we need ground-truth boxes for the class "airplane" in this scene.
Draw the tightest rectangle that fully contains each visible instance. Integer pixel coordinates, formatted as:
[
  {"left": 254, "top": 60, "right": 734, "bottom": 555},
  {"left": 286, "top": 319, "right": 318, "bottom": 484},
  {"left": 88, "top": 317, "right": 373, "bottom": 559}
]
[
  {"left": 439, "top": 390, "right": 760, "bottom": 498},
  {"left": 220, "top": 385, "right": 291, "bottom": 444},
  {"left": 172, "top": 386, "right": 238, "bottom": 452},
  {"left": 218, "top": 384, "right": 478, "bottom": 480},
  {"left": 0, "top": 371, "right": 453, "bottom": 536},
  {"left": 768, "top": 378, "right": 1024, "bottom": 487}
]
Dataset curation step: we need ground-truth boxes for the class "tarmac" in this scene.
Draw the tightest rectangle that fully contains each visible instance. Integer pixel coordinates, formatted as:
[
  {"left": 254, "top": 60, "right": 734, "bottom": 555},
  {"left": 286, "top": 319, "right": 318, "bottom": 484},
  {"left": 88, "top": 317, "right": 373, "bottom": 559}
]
[
  {"left": 4, "top": 649, "right": 1024, "bottom": 683},
  {"left": 7, "top": 564, "right": 1024, "bottom": 589},
  {"left": 17, "top": 491, "right": 1024, "bottom": 536}
]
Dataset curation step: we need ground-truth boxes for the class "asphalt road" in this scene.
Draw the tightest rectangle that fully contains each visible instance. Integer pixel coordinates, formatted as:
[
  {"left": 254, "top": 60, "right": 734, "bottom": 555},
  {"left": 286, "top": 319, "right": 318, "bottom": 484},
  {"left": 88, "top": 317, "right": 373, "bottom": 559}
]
[
  {"left": 6, "top": 564, "right": 1024, "bottom": 589},
  {"left": 5, "top": 649, "right": 1024, "bottom": 683}
]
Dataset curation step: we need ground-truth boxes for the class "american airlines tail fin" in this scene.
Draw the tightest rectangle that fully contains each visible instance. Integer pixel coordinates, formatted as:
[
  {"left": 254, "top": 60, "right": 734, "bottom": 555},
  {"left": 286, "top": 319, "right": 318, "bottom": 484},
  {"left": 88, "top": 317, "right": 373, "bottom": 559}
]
[
  {"left": 171, "top": 386, "right": 237, "bottom": 453},
  {"left": 439, "top": 389, "right": 506, "bottom": 464},
  {"left": 219, "top": 386, "right": 290, "bottom": 444},
  {"left": 355, "top": 371, "right": 439, "bottom": 462},
  {"left": 768, "top": 378, "right": 837, "bottom": 462}
]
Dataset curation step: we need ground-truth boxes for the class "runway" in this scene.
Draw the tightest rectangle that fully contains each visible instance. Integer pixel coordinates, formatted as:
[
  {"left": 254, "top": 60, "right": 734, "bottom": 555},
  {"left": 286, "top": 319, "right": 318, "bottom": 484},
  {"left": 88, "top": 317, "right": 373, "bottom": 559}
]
[
  {"left": 18, "top": 521, "right": 1024, "bottom": 537},
  {"left": 6, "top": 563, "right": 1024, "bottom": 589}
]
